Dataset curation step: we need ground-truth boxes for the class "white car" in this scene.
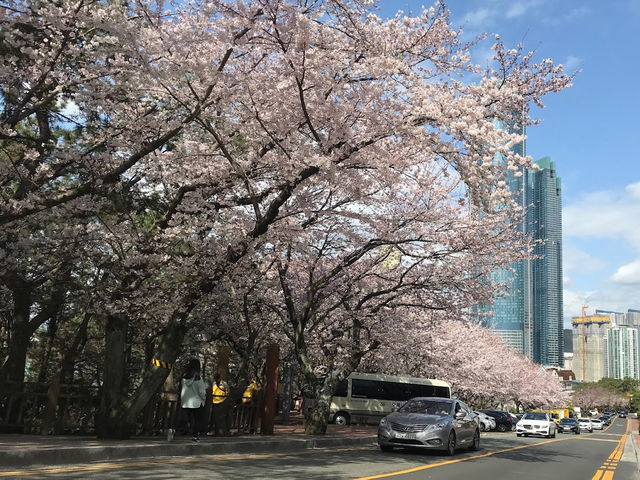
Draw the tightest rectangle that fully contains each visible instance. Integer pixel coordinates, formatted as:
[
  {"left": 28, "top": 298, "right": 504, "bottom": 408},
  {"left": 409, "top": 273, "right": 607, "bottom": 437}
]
[
  {"left": 474, "top": 411, "right": 497, "bottom": 431},
  {"left": 516, "top": 412, "right": 557, "bottom": 438},
  {"left": 578, "top": 418, "right": 593, "bottom": 432},
  {"left": 590, "top": 418, "right": 604, "bottom": 430}
]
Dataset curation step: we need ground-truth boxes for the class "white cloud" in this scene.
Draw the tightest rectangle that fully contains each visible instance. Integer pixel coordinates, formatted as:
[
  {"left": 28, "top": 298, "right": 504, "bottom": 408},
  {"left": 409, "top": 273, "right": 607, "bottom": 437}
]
[
  {"left": 626, "top": 181, "right": 640, "bottom": 200},
  {"left": 611, "top": 259, "right": 640, "bottom": 284},
  {"left": 562, "top": 182, "right": 640, "bottom": 323},
  {"left": 461, "top": 8, "right": 494, "bottom": 27},
  {"left": 562, "top": 245, "right": 607, "bottom": 274},
  {"left": 562, "top": 282, "right": 640, "bottom": 326},
  {"left": 505, "top": 0, "right": 543, "bottom": 19},
  {"left": 563, "top": 185, "right": 640, "bottom": 250},
  {"left": 564, "top": 6, "right": 591, "bottom": 21},
  {"left": 561, "top": 55, "right": 582, "bottom": 73}
]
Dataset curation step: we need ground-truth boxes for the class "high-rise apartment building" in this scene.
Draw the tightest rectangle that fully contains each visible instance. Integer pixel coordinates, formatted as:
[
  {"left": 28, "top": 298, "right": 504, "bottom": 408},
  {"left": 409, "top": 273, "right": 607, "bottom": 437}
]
[{"left": 605, "top": 326, "right": 640, "bottom": 380}]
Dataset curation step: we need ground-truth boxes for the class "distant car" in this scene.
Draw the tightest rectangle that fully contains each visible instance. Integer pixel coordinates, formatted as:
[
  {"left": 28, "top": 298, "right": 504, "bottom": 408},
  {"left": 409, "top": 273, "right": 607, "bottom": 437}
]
[
  {"left": 578, "top": 418, "right": 593, "bottom": 432},
  {"left": 516, "top": 412, "right": 556, "bottom": 438},
  {"left": 377, "top": 397, "right": 480, "bottom": 455},
  {"left": 618, "top": 410, "right": 627, "bottom": 418},
  {"left": 600, "top": 415, "right": 612, "bottom": 426},
  {"left": 480, "top": 410, "right": 516, "bottom": 432},
  {"left": 474, "top": 411, "right": 496, "bottom": 432},
  {"left": 557, "top": 418, "right": 580, "bottom": 435},
  {"left": 590, "top": 418, "right": 604, "bottom": 430},
  {"left": 588, "top": 409, "right": 598, "bottom": 416}
]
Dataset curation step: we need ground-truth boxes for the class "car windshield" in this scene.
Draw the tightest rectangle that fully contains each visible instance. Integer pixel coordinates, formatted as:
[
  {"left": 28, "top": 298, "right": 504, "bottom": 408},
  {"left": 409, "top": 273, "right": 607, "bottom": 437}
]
[
  {"left": 399, "top": 399, "right": 452, "bottom": 415},
  {"left": 579, "top": 418, "right": 589, "bottom": 422},
  {"left": 560, "top": 418, "right": 576, "bottom": 424},
  {"left": 522, "top": 413, "right": 547, "bottom": 421}
]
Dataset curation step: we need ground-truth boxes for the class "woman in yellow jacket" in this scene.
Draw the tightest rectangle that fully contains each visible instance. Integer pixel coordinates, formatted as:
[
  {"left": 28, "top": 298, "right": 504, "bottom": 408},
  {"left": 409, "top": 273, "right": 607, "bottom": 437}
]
[{"left": 211, "top": 373, "right": 229, "bottom": 436}]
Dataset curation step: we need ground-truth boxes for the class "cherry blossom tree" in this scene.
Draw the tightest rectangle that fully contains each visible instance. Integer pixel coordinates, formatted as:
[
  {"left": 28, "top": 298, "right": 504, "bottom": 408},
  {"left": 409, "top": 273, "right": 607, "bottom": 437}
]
[
  {"left": 572, "top": 386, "right": 629, "bottom": 411},
  {"left": 1, "top": 0, "right": 572, "bottom": 437},
  {"left": 364, "top": 315, "right": 567, "bottom": 409}
]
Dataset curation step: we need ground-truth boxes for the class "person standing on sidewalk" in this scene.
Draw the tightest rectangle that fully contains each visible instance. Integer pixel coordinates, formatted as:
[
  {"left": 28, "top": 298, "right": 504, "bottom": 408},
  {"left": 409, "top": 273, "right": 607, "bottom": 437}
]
[
  {"left": 211, "top": 372, "right": 229, "bottom": 436},
  {"left": 180, "top": 358, "right": 207, "bottom": 442}
]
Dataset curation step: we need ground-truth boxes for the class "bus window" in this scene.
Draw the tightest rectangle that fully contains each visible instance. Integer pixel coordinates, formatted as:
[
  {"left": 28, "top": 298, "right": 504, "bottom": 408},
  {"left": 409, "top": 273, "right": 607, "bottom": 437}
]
[
  {"left": 409, "top": 384, "right": 450, "bottom": 398},
  {"left": 334, "top": 379, "right": 348, "bottom": 397},
  {"left": 351, "top": 379, "right": 380, "bottom": 398},
  {"left": 378, "top": 381, "right": 406, "bottom": 401}
]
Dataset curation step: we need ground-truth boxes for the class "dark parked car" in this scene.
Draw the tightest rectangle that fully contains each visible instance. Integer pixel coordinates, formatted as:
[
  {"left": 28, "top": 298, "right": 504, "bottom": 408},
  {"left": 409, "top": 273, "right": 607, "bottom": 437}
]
[
  {"left": 480, "top": 410, "right": 516, "bottom": 432},
  {"left": 618, "top": 410, "right": 627, "bottom": 418},
  {"left": 557, "top": 417, "right": 580, "bottom": 434}
]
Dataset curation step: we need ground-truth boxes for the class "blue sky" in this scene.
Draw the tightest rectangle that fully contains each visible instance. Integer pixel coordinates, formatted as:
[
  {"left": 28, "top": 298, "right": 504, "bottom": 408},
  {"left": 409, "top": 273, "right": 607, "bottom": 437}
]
[{"left": 378, "top": 0, "right": 640, "bottom": 325}]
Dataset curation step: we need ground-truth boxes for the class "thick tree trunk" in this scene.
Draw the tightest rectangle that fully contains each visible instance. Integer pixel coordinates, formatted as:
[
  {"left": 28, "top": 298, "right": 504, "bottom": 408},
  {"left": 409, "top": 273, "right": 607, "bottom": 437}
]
[
  {"left": 0, "top": 289, "right": 32, "bottom": 391},
  {"left": 96, "top": 314, "right": 129, "bottom": 438},
  {"left": 60, "top": 312, "right": 91, "bottom": 384},
  {"left": 97, "top": 315, "right": 186, "bottom": 439},
  {"left": 304, "top": 391, "right": 332, "bottom": 435},
  {"left": 48, "top": 312, "right": 91, "bottom": 434},
  {"left": 280, "top": 360, "right": 293, "bottom": 425}
]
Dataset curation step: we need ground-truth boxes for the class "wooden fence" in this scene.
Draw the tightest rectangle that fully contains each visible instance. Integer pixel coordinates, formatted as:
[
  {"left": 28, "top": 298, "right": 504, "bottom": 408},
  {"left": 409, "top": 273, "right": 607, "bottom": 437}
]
[{"left": 1, "top": 382, "right": 262, "bottom": 436}]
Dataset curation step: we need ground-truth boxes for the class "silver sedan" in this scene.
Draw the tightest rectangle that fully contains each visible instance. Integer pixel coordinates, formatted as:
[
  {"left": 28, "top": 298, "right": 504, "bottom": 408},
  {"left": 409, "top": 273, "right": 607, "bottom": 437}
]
[{"left": 377, "top": 397, "right": 480, "bottom": 455}]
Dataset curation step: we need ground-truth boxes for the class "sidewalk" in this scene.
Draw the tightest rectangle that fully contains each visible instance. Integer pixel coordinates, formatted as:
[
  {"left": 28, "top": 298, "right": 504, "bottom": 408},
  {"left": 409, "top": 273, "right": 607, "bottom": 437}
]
[
  {"left": 0, "top": 422, "right": 378, "bottom": 469},
  {"left": 629, "top": 417, "right": 640, "bottom": 476}
]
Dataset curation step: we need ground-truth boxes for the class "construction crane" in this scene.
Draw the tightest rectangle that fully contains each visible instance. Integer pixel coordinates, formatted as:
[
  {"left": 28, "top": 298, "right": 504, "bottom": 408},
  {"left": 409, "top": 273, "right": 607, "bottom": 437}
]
[{"left": 567, "top": 277, "right": 591, "bottom": 382}]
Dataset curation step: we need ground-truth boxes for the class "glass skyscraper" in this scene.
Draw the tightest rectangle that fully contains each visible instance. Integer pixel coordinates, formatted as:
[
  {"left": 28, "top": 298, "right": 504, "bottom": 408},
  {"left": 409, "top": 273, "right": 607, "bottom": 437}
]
[
  {"left": 483, "top": 123, "right": 564, "bottom": 367},
  {"left": 483, "top": 119, "right": 532, "bottom": 355},
  {"left": 530, "top": 157, "right": 564, "bottom": 367}
]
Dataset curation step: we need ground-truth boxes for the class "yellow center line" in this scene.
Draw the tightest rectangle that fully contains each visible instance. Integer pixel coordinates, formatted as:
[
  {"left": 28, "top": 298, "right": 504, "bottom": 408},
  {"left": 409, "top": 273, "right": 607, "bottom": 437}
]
[
  {"left": 353, "top": 437, "right": 571, "bottom": 480},
  {"left": 591, "top": 418, "right": 629, "bottom": 480},
  {"left": 355, "top": 419, "right": 631, "bottom": 480}
]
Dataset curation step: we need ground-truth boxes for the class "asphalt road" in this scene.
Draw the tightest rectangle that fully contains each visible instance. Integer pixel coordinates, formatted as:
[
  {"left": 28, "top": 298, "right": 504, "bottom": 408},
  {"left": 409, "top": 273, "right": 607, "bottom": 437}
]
[{"left": 2, "top": 418, "right": 637, "bottom": 480}]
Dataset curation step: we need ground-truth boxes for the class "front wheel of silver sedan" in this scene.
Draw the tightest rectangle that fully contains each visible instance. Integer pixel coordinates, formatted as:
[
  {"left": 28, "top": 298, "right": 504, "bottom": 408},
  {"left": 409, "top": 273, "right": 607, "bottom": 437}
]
[
  {"left": 469, "top": 430, "right": 480, "bottom": 451},
  {"left": 445, "top": 431, "right": 456, "bottom": 456}
]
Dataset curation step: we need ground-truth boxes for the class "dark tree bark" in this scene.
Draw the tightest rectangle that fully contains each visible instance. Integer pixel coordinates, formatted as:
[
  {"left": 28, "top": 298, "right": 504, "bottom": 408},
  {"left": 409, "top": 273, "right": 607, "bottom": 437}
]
[{"left": 96, "top": 314, "right": 187, "bottom": 439}]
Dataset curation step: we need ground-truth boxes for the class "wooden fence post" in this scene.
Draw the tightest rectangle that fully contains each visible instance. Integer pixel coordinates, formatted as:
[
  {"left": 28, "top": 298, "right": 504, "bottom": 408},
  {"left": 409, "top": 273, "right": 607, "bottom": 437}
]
[{"left": 261, "top": 344, "right": 279, "bottom": 435}]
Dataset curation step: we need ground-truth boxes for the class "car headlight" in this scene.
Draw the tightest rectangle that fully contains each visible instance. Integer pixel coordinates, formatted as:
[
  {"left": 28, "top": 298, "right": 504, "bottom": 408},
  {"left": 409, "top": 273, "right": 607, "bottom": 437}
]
[
  {"left": 379, "top": 418, "right": 387, "bottom": 426},
  {"left": 426, "top": 422, "right": 447, "bottom": 430}
]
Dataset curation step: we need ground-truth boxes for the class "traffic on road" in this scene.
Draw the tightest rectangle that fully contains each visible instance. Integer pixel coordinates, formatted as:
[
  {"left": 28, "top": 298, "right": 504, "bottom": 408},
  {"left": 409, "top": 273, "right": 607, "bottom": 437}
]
[{"left": 1, "top": 413, "right": 636, "bottom": 479}]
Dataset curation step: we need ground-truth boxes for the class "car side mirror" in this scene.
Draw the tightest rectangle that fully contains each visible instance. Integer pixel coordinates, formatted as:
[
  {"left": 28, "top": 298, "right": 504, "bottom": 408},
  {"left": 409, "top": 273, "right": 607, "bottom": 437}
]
[
  {"left": 391, "top": 402, "right": 401, "bottom": 412},
  {"left": 455, "top": 411, "right": 466, "bottom": 419}
]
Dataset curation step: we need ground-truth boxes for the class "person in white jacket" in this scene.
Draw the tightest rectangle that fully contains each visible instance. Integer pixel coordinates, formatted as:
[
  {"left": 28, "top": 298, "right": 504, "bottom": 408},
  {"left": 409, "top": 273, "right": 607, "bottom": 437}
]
[{"left": 180, "top": 358, "right": 207, "bottom": 442}]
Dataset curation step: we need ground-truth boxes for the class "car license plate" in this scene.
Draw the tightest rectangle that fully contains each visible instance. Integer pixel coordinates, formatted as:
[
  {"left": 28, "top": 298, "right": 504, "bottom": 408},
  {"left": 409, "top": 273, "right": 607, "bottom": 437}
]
[{"left": 395, "top": 432, "right": 411, "bottom": 439}]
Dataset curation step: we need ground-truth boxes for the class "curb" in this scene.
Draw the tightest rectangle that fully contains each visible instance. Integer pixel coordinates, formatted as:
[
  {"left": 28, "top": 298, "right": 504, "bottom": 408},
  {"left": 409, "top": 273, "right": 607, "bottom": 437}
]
[
  {"left": 0, "top": 436, "right": 378, "bottom": 469},
  {"left": 630, "top": 432, "right": 640, "bottom": 474}
]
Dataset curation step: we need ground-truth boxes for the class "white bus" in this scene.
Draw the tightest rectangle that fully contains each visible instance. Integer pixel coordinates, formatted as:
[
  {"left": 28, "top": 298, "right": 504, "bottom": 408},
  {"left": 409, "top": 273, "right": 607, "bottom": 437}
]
[{"left": 326, "top": 372, "right": 451, "bottom": 425}]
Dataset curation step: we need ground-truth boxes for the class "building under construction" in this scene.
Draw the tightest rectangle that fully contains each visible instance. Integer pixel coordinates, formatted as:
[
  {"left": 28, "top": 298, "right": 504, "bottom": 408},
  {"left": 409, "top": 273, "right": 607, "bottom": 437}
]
[{"left": 572, "top": 315, "right": 611, "bottom": 382}]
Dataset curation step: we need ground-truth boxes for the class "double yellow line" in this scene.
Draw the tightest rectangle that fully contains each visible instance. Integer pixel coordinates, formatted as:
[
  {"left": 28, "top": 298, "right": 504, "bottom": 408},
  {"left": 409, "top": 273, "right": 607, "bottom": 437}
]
[{"left": 591, "top": 419, "right": 629, "bottom": 480}]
